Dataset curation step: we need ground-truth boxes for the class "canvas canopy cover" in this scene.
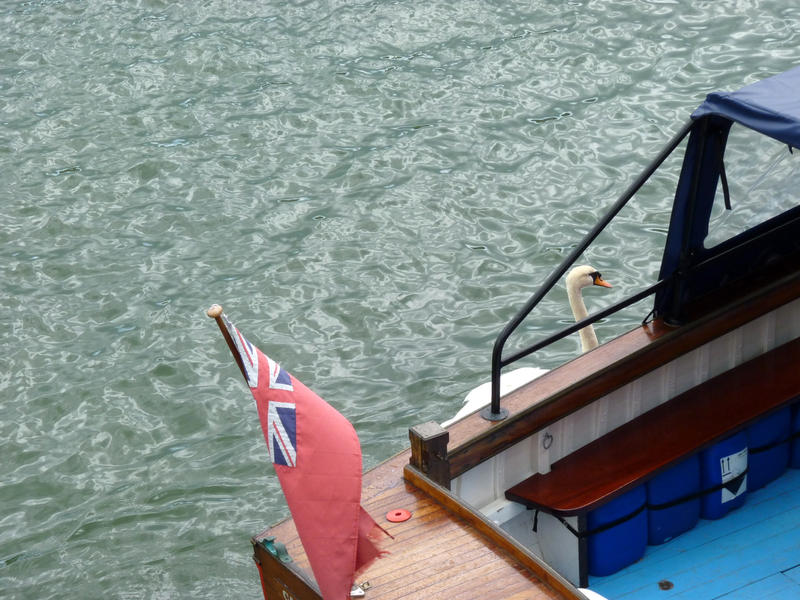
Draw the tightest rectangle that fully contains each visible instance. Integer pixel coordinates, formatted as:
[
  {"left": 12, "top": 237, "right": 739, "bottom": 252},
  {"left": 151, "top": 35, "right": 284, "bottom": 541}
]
[
  {"left": 692, "top": 65, "right": 800, "bottom": 148},
  {"left": 654, "top": 65, "right": 800, "bottom": 323}
]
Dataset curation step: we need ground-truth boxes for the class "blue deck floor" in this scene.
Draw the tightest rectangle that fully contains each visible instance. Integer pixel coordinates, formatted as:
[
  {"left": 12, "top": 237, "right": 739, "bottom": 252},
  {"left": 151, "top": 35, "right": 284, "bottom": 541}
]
[{"left": 589, "top": 467, "right": 800, "bottom": 600}]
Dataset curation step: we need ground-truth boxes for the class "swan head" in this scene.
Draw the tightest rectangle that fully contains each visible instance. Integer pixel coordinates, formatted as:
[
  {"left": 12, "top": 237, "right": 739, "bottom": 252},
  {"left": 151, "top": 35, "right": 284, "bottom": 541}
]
[{"left": 566, "top": 265, "right": 612, "bottom": 291}]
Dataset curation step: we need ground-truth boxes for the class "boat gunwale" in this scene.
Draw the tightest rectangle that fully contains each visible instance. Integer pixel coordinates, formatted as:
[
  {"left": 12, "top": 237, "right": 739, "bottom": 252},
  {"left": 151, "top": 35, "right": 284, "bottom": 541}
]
[{"left": 440, "top": 270, "right": 800, "bottom": 481}]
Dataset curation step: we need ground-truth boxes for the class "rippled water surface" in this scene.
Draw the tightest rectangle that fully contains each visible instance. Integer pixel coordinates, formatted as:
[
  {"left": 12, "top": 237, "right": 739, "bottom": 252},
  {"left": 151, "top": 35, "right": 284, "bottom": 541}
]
[{"left": 2, "top": 0, "right": 800, "bottom": 597}]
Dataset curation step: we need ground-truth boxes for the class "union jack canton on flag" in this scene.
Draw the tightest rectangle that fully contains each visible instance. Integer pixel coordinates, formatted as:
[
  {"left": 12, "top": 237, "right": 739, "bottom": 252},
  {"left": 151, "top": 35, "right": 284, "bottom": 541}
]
[{"left": 222, "top": 314, "right": 297, "bottom": 467}]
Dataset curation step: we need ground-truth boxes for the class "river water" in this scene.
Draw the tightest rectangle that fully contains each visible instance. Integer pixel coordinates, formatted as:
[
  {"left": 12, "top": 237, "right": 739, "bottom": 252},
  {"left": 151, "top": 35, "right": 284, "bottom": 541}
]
[{"left": 2, "top": 1, "right": 799, "bottom": 598}]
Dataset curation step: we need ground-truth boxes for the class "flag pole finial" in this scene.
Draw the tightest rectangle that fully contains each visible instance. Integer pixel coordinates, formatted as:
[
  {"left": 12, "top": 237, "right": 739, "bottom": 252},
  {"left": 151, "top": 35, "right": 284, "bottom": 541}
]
[{"left": 207, "top": 303, "right": 249, "bottom": 382}]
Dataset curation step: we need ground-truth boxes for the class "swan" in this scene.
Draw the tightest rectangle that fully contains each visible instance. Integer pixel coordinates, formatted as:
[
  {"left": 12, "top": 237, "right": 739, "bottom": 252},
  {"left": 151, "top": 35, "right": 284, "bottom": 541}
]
[
  {"left": 441, "top": 265, "right": 612, "bottom": 427},
  {"left": 566, "top": 264, "right": 612, "bottom": 353}
]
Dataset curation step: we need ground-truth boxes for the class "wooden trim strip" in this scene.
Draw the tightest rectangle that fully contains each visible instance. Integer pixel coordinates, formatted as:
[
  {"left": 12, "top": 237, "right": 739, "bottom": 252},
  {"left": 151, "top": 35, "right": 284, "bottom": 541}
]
[
  {"left": 444, "top": 272, "right": 800, "bottom": 479},
  {"left": 402, "top": 464, "right": 587, "bottom": 600}
]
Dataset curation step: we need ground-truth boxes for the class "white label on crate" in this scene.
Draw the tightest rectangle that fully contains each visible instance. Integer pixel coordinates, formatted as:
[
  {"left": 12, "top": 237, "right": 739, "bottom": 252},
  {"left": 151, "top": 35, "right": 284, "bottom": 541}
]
[{"left": 720, "top": 448, "right": 748, "bottom": 503}]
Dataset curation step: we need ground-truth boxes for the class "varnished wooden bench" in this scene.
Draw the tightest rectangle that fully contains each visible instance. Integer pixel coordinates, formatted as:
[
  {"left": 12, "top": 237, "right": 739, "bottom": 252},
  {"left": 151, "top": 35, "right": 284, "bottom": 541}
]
[{"left": 506, "top": 337, "right": 800, "bottom": 517}]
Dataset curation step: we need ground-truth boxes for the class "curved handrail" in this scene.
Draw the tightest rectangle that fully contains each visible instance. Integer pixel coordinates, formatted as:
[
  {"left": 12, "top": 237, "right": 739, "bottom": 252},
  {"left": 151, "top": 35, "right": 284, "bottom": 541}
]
[{"left": 482, "top": 120, "right": 694, "bottom": 420}]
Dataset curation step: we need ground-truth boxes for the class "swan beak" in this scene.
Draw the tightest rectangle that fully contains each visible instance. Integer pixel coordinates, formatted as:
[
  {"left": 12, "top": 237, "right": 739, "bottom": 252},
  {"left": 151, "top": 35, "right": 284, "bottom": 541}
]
[{"left": 594, "top": 276, "right": 612, "bottom": 288}]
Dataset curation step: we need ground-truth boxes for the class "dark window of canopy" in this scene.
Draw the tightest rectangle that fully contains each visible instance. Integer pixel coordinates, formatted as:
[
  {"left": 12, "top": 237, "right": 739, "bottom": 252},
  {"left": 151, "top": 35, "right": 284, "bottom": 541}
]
[{"left": 704, "top": 123, "right": 800, "bottom": 249}]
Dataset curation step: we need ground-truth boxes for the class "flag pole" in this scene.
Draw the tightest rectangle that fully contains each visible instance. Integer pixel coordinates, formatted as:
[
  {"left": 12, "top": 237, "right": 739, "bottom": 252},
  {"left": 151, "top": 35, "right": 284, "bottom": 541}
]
[{"left": 207, "top": 304, "right": 248, "bottom": 382}]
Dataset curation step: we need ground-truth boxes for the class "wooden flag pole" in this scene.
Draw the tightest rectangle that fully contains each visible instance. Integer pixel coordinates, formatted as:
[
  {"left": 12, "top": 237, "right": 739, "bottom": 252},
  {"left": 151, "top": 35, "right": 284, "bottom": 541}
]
[{"left": 207, "top": 304, "right": 248, "bottom": 382}]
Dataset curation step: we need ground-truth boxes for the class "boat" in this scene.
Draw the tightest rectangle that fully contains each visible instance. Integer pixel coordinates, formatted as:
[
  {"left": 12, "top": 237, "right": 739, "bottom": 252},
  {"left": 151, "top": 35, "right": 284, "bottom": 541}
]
[{"left": 212, "top": 65, "right": 800, "bottom": 599}]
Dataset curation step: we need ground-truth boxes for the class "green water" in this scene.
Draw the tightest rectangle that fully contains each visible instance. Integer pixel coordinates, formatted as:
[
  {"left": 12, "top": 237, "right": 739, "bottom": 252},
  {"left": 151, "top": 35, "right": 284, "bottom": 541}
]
[{"left": 2, "top": 1, "right": 799, "bottom": 597}]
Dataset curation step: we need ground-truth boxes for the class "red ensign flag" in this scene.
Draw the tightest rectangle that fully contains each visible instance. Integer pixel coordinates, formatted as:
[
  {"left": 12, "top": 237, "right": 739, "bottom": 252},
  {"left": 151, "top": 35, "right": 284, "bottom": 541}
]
[{"left": 214, "top": 310, "right": 388, "bottom": 600}]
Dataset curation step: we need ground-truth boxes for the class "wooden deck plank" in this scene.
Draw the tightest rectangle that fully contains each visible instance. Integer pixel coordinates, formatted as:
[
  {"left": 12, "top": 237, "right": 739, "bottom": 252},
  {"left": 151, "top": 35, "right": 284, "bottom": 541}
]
[
  {"left": 783, "top": 564, "right": 800, "bottom": 585},
  {"left": 259, "top": 451, "right": 569, "bottom": 599},
  {"left": 666, "top": 530, "right": 800, "bottom": 599},
  {"left": 589, "top": 467, "right": 800, "bottom": 600},
  {"left": 716, "top": 573, "right": 800, "bottom": 599}
]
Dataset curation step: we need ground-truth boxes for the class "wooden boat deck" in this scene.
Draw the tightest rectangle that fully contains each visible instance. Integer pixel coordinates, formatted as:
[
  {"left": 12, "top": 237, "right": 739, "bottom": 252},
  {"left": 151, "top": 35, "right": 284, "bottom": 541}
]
[
  {"left": 260, "top": 451, "right": 573, "bottom": 600},
  {"left": 590, "top": 466, "right": 800, "bottom": 600}
]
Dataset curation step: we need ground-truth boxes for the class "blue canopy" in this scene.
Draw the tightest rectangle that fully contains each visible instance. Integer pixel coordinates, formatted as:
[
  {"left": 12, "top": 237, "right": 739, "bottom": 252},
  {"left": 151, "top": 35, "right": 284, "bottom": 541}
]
[
  {"left": 691, "top": 65, "right": 800, "bottom": 149},
  {"left": 654, "top": 66, "right": 800, "bottom": 324}
]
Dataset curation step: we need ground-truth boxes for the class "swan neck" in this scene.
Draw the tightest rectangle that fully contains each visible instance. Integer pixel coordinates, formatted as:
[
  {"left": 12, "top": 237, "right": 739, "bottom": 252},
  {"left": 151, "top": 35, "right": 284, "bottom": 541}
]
[{"left": 567, "top": 282, "right": 599, "bottom": 352}]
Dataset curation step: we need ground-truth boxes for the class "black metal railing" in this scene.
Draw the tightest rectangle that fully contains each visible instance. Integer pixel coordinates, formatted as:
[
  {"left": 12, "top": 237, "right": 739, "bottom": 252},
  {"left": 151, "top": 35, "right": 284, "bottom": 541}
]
[{"left": 482, "top": 120, "right": 694, "bottom": 421}]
